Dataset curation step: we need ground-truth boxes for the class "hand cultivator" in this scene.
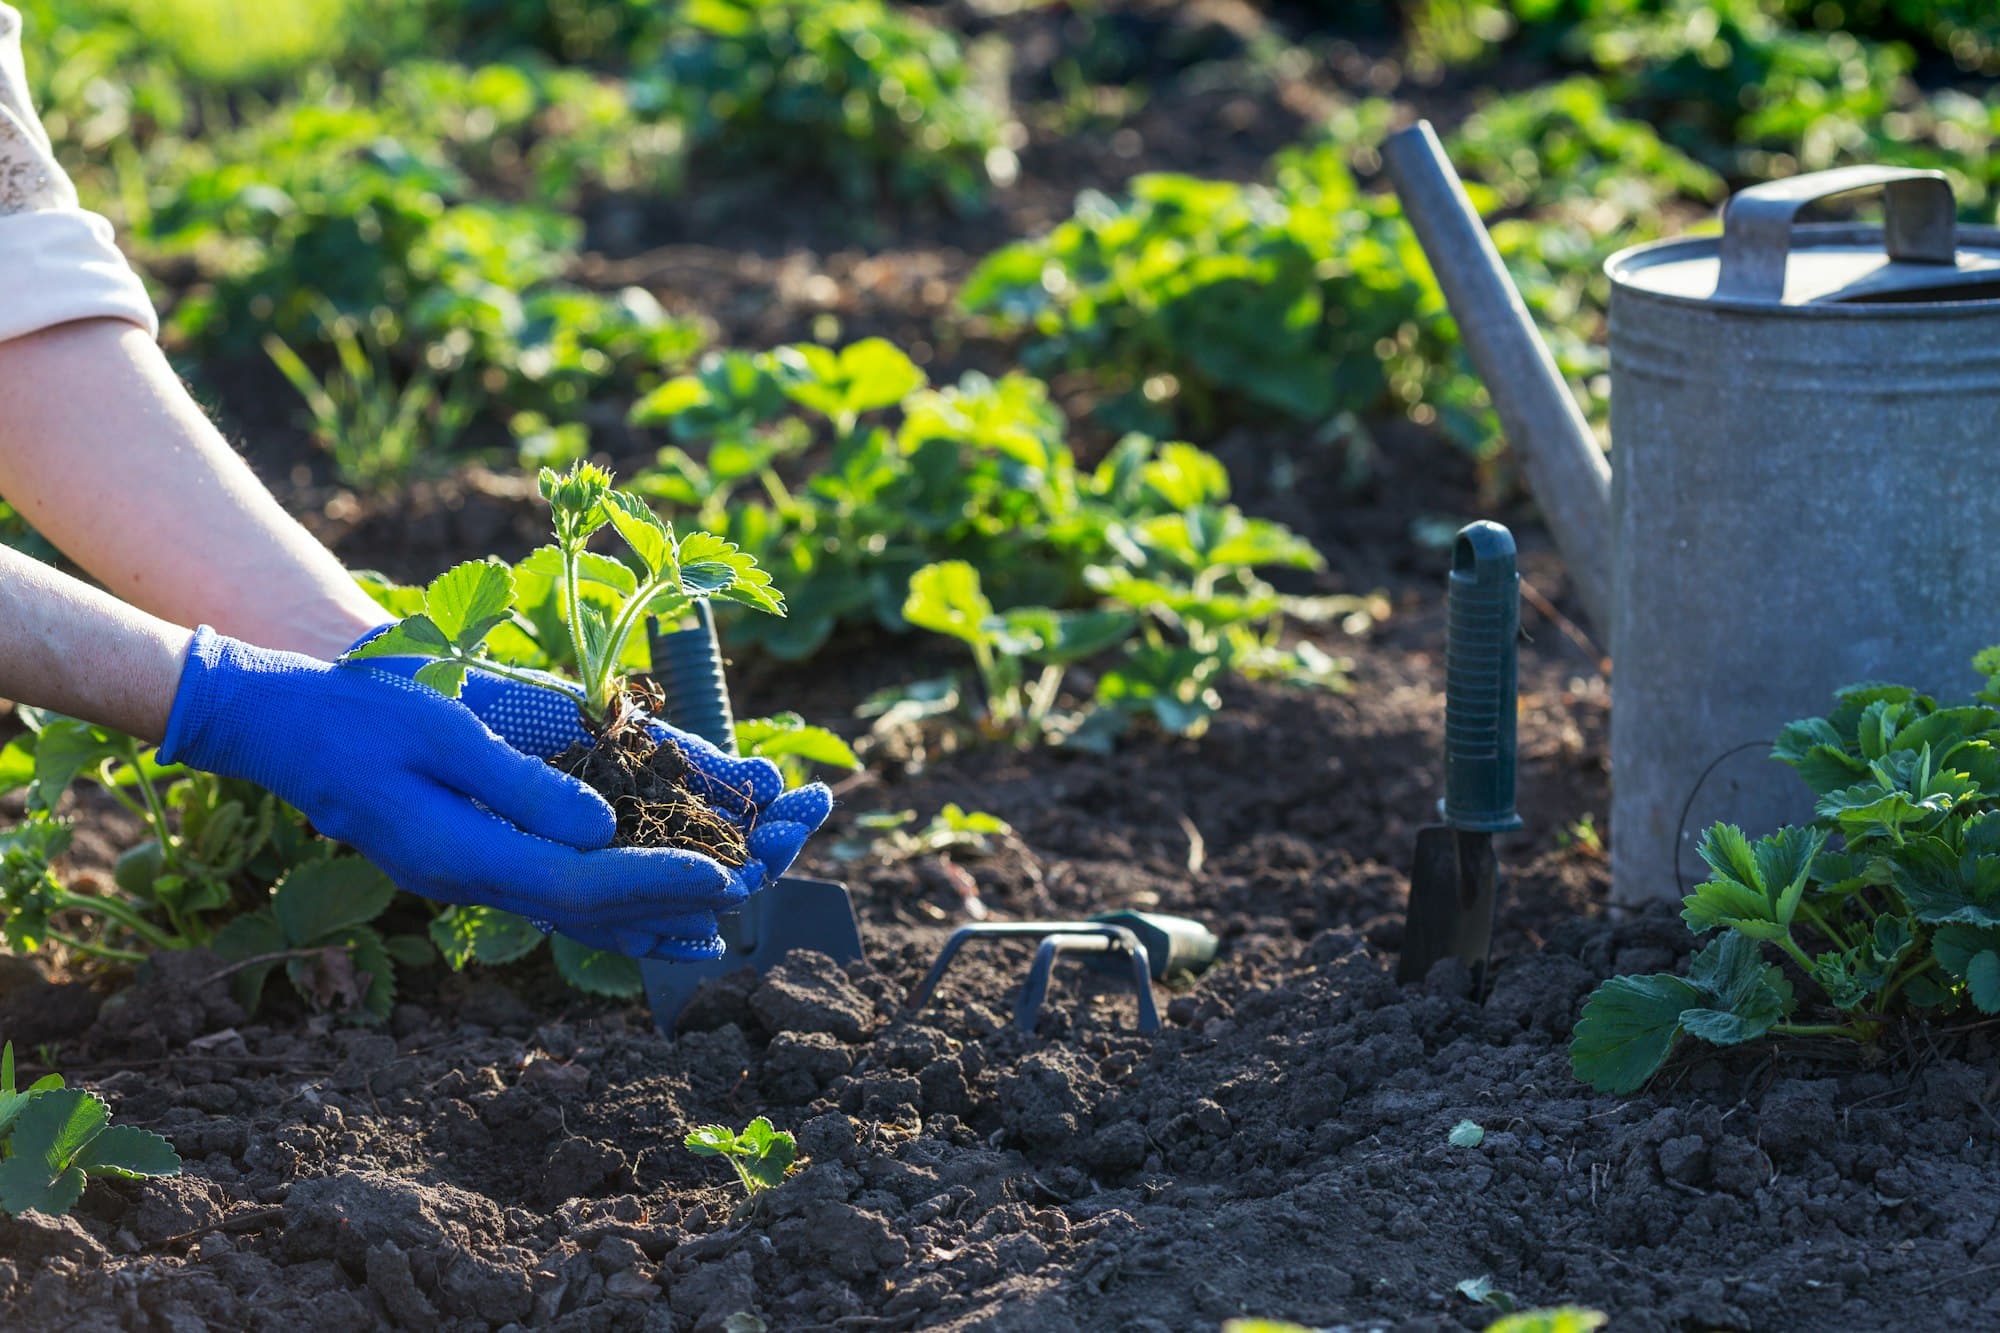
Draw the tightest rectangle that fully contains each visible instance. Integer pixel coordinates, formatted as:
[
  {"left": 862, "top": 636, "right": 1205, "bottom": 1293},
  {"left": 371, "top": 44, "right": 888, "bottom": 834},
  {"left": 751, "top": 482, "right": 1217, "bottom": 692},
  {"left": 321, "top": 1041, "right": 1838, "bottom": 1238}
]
[
  {"left": 642, "top": 604, "right": 867, "bottom": 1031},
  {"left": 906, "top": 910, "right": 1218, "bottom": 1033}
]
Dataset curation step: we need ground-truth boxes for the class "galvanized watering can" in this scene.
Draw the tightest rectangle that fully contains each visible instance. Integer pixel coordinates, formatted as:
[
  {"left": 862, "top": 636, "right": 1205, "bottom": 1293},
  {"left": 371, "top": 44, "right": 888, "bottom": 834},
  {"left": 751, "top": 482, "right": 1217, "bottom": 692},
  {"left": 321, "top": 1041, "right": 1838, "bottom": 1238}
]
[{"left": 1388, "top": 122, "right": 2000, "bottom": 904}]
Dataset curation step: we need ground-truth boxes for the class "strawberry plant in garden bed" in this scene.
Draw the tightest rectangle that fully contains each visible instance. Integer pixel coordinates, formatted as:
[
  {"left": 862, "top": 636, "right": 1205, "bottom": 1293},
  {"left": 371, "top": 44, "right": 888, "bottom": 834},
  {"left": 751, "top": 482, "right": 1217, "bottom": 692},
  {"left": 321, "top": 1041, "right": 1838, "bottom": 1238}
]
[{"left": 1572, "top": 650, "right": 2000, "bottom": 1095}]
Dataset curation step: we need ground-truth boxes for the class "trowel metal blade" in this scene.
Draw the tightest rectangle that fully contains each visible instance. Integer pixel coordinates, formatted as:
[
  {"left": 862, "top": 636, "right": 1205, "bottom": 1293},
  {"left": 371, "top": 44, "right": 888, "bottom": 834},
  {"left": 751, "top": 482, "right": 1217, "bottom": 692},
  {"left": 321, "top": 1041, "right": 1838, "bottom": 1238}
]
[
  {"left": 642, "top": 876, "right": 864, "bottom": 1030},
  {"left": 1397, "top": 827, "right": 1500, "bottom": 987}
]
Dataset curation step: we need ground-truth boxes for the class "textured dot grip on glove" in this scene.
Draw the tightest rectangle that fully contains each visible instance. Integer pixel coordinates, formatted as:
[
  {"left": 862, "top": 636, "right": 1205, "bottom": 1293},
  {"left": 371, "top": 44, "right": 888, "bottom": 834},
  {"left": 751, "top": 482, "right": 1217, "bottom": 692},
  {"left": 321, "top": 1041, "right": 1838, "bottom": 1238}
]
[
  {"left": 473, "top": 675, "right": 592, "bottom": 759},
  {"left": 348, "top": 623, "right": 592, "bottom": 761}
]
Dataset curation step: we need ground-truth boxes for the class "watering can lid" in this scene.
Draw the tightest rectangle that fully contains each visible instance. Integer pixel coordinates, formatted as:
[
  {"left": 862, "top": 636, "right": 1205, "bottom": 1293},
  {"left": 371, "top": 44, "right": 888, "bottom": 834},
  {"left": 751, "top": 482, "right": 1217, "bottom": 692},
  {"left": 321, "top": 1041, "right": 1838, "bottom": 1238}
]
[
  {"left": 1608, "top": 165, "right": 2000, "bottom": 310},
  {"left": 1611, "top": 232, "right": 2000, "bottom": 308}
]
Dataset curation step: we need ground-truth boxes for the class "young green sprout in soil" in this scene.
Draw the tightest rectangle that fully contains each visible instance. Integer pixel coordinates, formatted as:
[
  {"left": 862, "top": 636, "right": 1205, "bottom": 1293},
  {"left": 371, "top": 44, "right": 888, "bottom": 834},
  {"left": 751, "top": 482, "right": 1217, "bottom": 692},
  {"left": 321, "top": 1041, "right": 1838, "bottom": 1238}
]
[
  {"left": 683, "top": 1116, "right": 796, "bottom": 1198},
  {"left": 347, "top": 463, "right": 785, "bottom": 858},
  {"left": 0, "top": 1041, "right": 181, "bottom": 1216}
]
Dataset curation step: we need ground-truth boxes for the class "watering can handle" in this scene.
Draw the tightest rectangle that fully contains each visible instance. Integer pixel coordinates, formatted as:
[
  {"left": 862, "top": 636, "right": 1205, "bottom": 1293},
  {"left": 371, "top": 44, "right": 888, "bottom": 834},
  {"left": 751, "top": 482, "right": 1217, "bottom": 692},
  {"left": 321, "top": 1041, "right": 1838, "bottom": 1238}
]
[{"left": 1715, "top": 165, "right": 1957, "bottom": 302}]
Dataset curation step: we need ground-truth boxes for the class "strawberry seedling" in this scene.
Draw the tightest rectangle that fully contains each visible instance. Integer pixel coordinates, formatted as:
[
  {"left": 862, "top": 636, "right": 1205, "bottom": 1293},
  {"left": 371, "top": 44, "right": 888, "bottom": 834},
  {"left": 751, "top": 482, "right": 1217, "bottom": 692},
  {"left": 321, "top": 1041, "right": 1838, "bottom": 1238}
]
[
  {"left": 352, "top": 461, "right": 781, "bottom": 724},
  {"left": 0, "top": 713, "right": 337, "bottom": 973},
  {"left": 0, "top": 1042, "right": 180, "bottom": 1217},
  {"left": 348, "top": 462, "right": 785, "bottom": 859},
  {"left": 683, "top": 1116, "right": 797, "bottom": 1198},
  {"left": 902, "top": 560, "right": 1138, "bottom": 746},
  {"left": 830, "top": 805, "right": 1012, "bottom": 865}
]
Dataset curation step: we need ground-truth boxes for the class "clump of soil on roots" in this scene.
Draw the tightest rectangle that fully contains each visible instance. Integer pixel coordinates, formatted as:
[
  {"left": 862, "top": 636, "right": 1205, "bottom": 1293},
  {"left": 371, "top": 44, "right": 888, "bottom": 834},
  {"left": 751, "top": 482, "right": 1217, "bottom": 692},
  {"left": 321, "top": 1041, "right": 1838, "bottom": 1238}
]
[{"left": 550, "top": 715, "right": 749, "bottom": 867}]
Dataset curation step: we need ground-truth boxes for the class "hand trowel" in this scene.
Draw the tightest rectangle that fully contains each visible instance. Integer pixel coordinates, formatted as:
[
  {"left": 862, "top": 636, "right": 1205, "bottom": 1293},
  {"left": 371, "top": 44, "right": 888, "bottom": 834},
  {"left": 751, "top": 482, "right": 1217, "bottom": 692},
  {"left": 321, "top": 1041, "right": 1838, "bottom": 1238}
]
[{"left": 1398, "top": 520, "right": 1522, "bottom": 989}]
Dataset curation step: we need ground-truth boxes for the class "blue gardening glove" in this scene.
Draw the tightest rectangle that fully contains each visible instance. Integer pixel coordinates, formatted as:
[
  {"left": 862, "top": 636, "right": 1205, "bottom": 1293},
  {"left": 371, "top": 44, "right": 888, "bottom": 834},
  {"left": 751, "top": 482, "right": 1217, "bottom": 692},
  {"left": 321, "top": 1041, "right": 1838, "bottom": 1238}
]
[
  {"left": 350, "top": 630, "right": 834, "bottom": 951},
  {"left": 158, "top": 628, "right": 748, "bottom": 960}
]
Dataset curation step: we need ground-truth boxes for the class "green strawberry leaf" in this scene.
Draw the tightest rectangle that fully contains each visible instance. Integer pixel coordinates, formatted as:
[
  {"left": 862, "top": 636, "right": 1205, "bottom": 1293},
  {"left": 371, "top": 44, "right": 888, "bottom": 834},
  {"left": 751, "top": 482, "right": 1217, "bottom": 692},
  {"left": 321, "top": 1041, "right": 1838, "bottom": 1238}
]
[
  {"left": 0, "top": 1089, "right": 108, "bottom": 1216},
  {"left": 601, "top": 490, "right": 677, "bottom": 583},
  {"left": 423, "top": 560, "right": 516, "bottom": 652},
  {"left": 1933, "top": 922, "right": 2000, "bottom": 979},
  {"left": 211, "top": 910, "right": 289, "bottom": 1013},
  {"left": 414, "top": 661, "right": 469, "bottom": 697},
  {"left": 429, "top": 906, "right": 545, "bottom": 970},
  {"left": 273, "top": 857, "right": 397, "bottom": 945},
  {"left": 735, "top": 1116, "right": 797, "bottom": 1190},
  {"left": 1678, "top": 931, "right": 1792, "bottom": 1046},
  {"left": 1570, "top": 934, "right": 1791, "bottom": 1092},
  {"left": 0, "top": 1043, "right": 62, "bottom": 1142},
  {"left": 735, "top": 715, "right": 861, "bottom": 772},
  {"left": 71, "top": 1124, "right": 181, "bottom": 1180},
  {"left": 1681, "top": 823, "right": 1824, "bottom": 937},
  {"left": 26, "top": 720, "right": 129, "bottom": 815},
  {"left": 1570, "top": 972, "right": 1701, "bottom": 1094},
  {"left": 678, "top": 532, "right": 785, "bottom": 613},
  {"left": 1889, "top": 836, "right": 2000, "bottom": 925},
  {"left": 999, "top": 608, "right": 1141, "bottom": 666},
  {"left": 683, "top": 1125, "right": 738, "bottom": 1157},
  {"left": 550, "top": 935, "right": 645, "bottom": 998},
  {"left": 1968, "top": 951, "right": 2000, "bottom": 1015},
  {"left": 0, "top": 1155, "right": 85, "bottom": 1217},
  {"left": 343, "top": 617, "right": 453, "bottom": 663},
  {"left": 902, "top": 561, "right": 994, "bottom": 648}
]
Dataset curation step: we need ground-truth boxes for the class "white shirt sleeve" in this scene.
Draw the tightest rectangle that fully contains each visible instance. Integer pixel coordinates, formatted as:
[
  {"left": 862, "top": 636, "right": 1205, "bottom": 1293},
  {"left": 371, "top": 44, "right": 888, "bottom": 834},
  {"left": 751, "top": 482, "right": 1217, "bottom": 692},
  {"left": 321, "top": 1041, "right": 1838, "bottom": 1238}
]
[{"left": 0, "top": 4, "right": 159, "bottom": 342}]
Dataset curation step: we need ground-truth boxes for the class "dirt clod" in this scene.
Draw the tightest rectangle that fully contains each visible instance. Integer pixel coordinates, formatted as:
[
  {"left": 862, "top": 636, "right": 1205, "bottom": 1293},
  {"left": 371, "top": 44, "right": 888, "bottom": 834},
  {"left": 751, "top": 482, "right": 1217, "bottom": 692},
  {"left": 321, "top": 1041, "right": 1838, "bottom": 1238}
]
[{"left": 747, "top": 952, "right": 878, "bottom": 1042}]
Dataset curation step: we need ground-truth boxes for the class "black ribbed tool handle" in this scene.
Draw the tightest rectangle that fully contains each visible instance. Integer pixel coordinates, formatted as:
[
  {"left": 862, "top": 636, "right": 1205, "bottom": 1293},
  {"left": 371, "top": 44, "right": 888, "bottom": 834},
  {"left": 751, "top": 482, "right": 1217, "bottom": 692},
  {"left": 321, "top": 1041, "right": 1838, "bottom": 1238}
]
[
  {"left": 649, "top": 601, "right": 738, "bottom": 755},
  {"left": 1443, "top": 521, "right": 1522, "bottom": 832}
]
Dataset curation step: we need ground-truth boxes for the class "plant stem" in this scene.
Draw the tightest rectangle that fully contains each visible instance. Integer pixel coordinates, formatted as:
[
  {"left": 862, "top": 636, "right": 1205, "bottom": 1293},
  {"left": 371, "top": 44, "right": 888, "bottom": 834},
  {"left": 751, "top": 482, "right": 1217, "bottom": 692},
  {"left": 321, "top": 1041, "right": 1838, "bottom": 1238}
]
[
  {"left": 464, "top": 655, "right": 588, "bottom": 706},
  {"left": 125, "top": 747, "right": 179, "bottom": 853},
  {"left": 1024, "top": 663, "right": 1064, "bottom": 737},
  {"left": 970, "top": 640, "right": 1011, "bottom": 729},
  {"left": 758, "top": 468, "right": 797, "bottom": 516},
  {"left": 1771, "top": 1021, "right": 1873, "bottom": 1041},
  {"left": 1798, "top": 901, "right": 1855, "bottom": 953},
  {"left": 49, "top": 930, "right": 146, "bottom": 964},
  {"left": 558, "top": 541, "right": 595, "bottom": 705},
  {"left": 52, "top": 927, "right": 144, "bottom": 962},
  {"left": 596, "top": 577, "right": 676, "bottom": 712},
  {"left": 53, "top": 888, "right": 177, "bottom": 952},
  {"left": 94, "top": 767, "right": 150, "bottom": 822},
  {"left": 1875, "top": 954, "right": 1934, "bottom": 1013},
  {"left": 1775, "top": 934, "right": 1820, "bottom": 977}
]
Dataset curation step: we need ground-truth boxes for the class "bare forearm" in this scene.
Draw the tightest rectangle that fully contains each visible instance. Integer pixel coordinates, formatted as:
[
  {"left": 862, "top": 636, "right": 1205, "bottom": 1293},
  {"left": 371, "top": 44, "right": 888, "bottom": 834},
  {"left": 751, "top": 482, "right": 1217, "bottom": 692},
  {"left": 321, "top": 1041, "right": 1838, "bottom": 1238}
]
[
  {"left": 0, "top": 542, "right": 190, "bottom": 740},
  {"left": 0, "top": 319, "right": 386, "bottom": 657}
]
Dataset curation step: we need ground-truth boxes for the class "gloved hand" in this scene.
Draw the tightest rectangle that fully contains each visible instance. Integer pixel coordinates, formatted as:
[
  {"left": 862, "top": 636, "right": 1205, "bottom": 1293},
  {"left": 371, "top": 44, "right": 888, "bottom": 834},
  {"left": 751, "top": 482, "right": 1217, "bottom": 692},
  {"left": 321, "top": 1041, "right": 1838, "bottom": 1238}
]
[
  {"left": 158, "top": 628, "right": 749, "bottom": 960},
  {"left": 349, "top": 628, "right": 834, "bottom": 947}
]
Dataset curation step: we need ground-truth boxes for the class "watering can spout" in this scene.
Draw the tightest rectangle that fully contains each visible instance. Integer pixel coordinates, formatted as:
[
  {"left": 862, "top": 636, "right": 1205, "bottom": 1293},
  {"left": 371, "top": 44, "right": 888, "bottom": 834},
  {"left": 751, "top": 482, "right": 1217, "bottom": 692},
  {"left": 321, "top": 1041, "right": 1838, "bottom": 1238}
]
[{"left": 1382, "top": 120, "right": 1615, "bottom": 639}]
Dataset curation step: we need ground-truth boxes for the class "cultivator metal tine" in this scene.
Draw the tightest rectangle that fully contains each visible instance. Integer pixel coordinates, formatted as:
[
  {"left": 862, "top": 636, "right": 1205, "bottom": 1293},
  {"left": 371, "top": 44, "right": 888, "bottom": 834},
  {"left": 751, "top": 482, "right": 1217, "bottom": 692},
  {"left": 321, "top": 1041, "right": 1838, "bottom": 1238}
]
[{"left": 907, "top": 921, "right": 1160, "bottom": 1034}]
